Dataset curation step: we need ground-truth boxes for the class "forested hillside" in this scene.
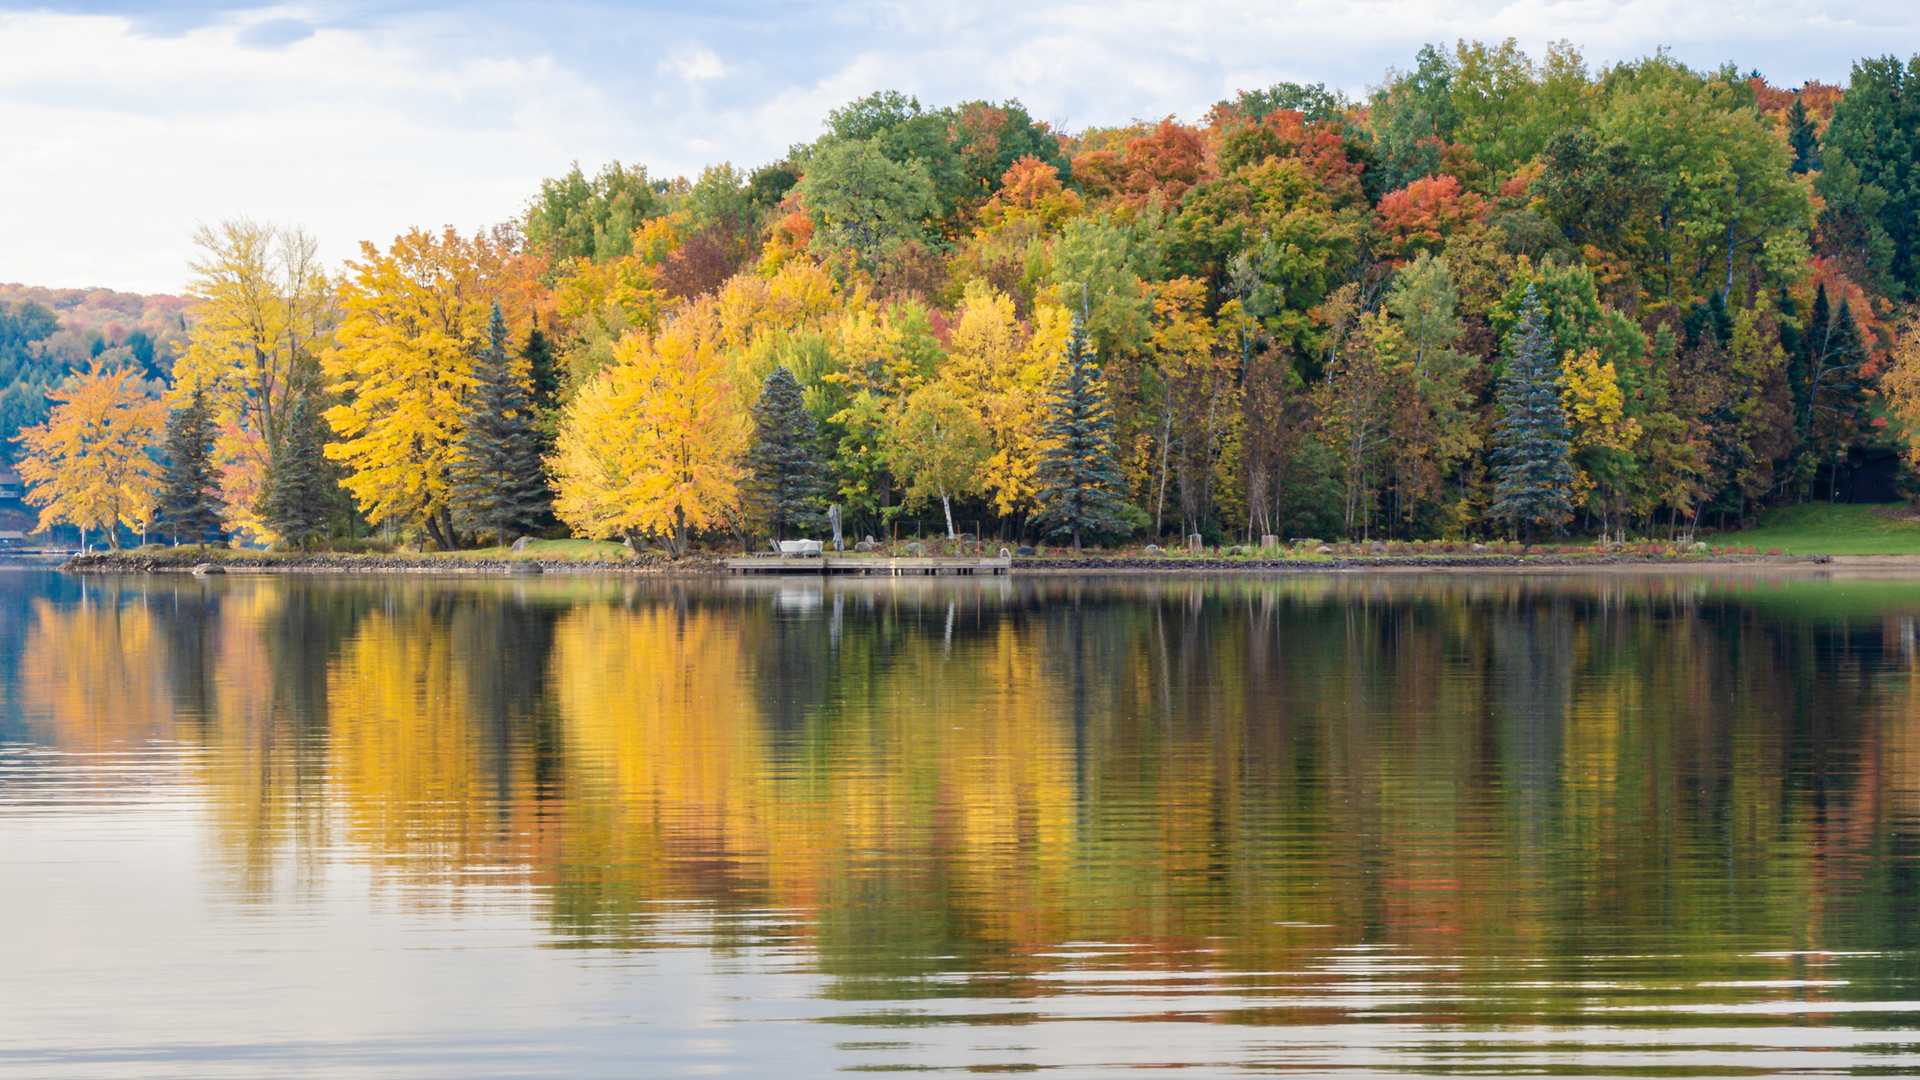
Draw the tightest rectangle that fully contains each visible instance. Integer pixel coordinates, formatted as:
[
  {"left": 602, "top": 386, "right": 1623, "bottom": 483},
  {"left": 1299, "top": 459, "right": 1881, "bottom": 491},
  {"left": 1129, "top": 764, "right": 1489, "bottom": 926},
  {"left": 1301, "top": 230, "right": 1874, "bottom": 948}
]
[
  {"left": 15, "top": 42, "right": 1920, "bottom": 550},
  {"left": 0, "top": 285, "right": 189, "bottom": 463}
]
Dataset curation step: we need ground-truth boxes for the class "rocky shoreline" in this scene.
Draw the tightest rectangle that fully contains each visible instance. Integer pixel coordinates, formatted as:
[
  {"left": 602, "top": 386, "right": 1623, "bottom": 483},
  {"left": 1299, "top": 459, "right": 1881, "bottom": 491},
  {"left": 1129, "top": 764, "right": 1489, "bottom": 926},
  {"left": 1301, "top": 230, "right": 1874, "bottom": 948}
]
[
  {"left": 61, "top": 550, "right": 732, "bottom": 575},
  {"left": 61, "top": 548, "right": 1835, "bottom": 576}
]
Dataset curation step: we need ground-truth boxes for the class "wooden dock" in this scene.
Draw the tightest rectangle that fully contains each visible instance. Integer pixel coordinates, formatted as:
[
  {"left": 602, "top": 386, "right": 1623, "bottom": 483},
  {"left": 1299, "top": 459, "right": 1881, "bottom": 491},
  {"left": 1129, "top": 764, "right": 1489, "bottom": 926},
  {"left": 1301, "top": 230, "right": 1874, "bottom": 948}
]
[{"left": 727, "top": 554, "right": 1012, "bottom": 576}]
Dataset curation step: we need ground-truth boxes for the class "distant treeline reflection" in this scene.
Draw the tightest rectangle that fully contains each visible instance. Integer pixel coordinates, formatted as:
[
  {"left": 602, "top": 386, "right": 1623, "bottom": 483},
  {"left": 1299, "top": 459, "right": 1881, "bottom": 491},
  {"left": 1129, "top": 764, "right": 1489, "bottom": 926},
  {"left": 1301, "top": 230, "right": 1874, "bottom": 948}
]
[{"left": 11, "top": 573, "right": 1920, "bottom": 1012}]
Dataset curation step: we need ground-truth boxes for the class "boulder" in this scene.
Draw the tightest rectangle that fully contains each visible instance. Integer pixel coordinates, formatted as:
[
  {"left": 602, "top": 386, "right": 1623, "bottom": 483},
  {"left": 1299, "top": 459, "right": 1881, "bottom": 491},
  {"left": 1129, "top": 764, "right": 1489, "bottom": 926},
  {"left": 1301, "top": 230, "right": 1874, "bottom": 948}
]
[
  {"left": 854, "top": 540, "right": 874, "bottom": 553},
  {"left": 1315, "top": 545, "right": 1333, "bottom": 555},
  {"left": 903, "top": 541, "right": 926, "bottom": 556},
  {"left": 191, "top": 563, "right": 225, "bottom": 576},
  {"left": 1368, "top": 541, "right": 1387, "bottom": 555},
  {"left": 511, "top": 536, "right": 530, "bottom": 554},
  {"left": 1016, "top": 545, "right": 1036, "bottom": 556},
  {"left": 1144, "top": 544, "right": 1163, "bottom": 556},
  {"left": 1471, "top": 542, "right": 1488, "bottom": 553}
]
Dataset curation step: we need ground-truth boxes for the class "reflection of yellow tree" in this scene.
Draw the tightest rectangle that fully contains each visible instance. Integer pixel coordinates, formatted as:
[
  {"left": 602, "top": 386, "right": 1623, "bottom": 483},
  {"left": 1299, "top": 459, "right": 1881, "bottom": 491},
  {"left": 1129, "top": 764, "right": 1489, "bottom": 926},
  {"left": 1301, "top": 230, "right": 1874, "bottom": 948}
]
[
  {"left": 18, "top": 593, "right": 172, "bottom": 749},
  {"left": 325, "top": 604, "right": 495, "bottom": 876}
]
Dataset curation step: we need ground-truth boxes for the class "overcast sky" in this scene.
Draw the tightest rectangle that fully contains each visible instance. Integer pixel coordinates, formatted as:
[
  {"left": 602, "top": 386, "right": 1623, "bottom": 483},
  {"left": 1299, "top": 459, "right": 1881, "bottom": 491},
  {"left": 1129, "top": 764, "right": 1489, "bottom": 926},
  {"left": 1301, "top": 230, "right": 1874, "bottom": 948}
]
[{"left": 1, "top": 0, "right": 1914, "bottom": 295}]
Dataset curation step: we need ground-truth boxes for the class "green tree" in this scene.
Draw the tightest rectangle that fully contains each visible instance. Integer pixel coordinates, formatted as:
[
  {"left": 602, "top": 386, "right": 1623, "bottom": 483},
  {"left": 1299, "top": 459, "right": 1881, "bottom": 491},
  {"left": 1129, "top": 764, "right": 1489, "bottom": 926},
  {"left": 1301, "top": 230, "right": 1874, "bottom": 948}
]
[
  {"left": 524, "top": 161, "right": 660, "bottom": 263},
  {"left": 451, "top": 304, "right": 551, "bottom": 547},
  {"left": 795, "top": 140, "right": 939, "bottom": 270},
  {"left": 746, "top": 366, "right": 831, "bottom": 541},
  {"left": 1818, "top": 55, "right": 1920, "bottom": 294},
  {"left": 889, "top": 384, "right": 990, "bottom": 539},
  {"left": 1488, "top": 286, "right": 1576, "bottom": 537},
  {"left": 257, "top": 386, "right": 333, "bottom": 549},
  {"left": 154, "top": 387, "right": 226, "bottom": 544},
  {"left": 1031, "top": 315, "right": 1133, "bottom": 550}
]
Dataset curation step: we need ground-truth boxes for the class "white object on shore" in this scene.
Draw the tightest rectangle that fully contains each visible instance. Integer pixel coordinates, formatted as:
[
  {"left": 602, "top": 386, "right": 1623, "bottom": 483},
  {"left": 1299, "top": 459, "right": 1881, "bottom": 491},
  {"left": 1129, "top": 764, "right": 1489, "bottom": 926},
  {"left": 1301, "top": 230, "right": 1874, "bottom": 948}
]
[{"left": 778, "top": 539, "right": 823, "bottom": 557}]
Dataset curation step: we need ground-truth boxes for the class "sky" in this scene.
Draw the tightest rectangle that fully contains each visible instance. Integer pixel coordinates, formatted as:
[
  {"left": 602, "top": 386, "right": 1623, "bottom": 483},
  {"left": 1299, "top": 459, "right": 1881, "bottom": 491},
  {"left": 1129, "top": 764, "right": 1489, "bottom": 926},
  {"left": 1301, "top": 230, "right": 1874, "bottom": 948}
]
[{"left": 1, "top": 0, "right": 1915, "bottom": 295}]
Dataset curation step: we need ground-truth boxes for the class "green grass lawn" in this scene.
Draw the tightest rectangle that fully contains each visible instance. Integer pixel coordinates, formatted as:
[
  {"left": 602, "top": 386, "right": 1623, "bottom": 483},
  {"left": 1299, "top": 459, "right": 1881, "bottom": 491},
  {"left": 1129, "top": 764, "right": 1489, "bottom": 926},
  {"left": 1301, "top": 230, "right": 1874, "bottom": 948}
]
[{"left": 1716, "top": 502, "right": 1920, "bottom": 555}]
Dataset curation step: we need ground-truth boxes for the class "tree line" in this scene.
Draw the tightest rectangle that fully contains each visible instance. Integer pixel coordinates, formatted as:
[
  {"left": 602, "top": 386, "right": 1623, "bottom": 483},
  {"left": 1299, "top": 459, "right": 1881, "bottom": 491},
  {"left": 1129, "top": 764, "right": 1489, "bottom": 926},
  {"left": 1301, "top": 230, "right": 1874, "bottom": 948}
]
[{"left": 15, "top": 43, "right": 1920, "bottom": 551}]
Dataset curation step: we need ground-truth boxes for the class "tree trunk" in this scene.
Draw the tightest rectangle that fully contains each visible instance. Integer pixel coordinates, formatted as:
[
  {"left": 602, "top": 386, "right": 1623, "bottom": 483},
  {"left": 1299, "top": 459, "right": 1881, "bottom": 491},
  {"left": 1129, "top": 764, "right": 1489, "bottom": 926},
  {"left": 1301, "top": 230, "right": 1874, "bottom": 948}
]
[
  {"left": 940, "top": 491, "right": 956, "bottom": 539},
  {"left": 672, "top": 505, "right": 688, "bottom": 559}
]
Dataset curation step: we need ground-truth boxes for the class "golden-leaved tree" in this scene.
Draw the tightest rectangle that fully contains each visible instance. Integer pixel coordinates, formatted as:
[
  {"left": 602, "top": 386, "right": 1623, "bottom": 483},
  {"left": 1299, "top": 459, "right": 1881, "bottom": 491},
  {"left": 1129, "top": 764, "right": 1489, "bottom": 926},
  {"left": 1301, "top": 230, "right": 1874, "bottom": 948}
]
[
  {"left": 322, "top": 228, "right": 512, "bottom": 550},
  {"left": 551, "top": 304, "right": 747, "bottom": 554},
  {"left": 173, "top": 219, "right": 336, "bottom": 538},
  {"left": 14, "top": 361, "right": 167, "bottom": 549}
]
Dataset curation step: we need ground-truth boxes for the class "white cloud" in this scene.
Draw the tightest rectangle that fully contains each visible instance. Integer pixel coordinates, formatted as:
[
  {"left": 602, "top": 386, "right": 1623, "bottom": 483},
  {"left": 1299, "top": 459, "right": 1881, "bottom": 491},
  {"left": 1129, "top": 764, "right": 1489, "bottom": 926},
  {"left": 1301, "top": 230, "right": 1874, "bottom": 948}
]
[{"left": 662, "top": 46, "right": 727, "bottom": 83}]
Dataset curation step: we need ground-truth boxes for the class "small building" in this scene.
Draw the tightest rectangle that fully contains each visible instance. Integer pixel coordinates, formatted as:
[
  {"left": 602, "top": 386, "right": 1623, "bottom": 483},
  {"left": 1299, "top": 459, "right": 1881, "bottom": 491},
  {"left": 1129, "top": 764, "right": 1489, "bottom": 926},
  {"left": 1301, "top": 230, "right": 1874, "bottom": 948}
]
[
  {"left": 0, "top": 531, "right": 24, "bottom": 546},
  {"left": 0, "top": 469, "right": 21, "bottom": 501}
]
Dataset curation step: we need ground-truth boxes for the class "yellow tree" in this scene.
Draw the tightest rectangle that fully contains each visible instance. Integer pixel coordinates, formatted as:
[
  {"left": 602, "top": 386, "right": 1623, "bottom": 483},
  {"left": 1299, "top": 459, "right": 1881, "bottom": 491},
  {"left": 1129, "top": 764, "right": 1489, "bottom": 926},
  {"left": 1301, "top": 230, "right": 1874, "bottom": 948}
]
[
  {"left": 322, "top": 228, "right": 509, "bottom": 550},
  {"left": 551, "top": 305, "right": 747, "bottom": 554},
  {"left": 1881, "top": 310, "right": 1920, "bottom": 471},
  {"left": 942, "top": 281, "right": 1049, "bottom": 518},
  {"left": 173, "top": 219, "right": 335, "bottom": 537},
  {"left": 14, "top": 361, "right": 166, "bottom": 549}
]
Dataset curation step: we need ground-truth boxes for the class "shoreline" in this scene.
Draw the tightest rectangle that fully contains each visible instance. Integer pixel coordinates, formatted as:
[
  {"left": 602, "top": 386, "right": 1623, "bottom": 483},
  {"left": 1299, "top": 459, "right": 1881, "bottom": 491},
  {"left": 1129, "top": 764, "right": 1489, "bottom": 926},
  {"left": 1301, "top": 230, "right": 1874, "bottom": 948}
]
[{"left": 51, "top": 548, "right": 1877, "bottom": 577}]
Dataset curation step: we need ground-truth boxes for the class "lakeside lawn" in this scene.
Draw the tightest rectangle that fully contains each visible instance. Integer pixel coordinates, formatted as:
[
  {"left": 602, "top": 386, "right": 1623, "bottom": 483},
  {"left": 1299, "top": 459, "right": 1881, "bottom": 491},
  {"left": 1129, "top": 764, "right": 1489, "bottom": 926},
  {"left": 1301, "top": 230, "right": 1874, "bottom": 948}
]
[{"left": 1714, "top": 503, "right": 1920, "bottom": 555}]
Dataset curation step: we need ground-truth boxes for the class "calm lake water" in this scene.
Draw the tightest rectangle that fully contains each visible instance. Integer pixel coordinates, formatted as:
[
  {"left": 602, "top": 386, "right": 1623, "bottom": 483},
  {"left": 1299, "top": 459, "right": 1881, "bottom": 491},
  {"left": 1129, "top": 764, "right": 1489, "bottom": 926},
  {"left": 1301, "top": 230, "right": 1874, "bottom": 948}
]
[{"left": 3, "top": 567, "right": 1920, "bottom": 1077}]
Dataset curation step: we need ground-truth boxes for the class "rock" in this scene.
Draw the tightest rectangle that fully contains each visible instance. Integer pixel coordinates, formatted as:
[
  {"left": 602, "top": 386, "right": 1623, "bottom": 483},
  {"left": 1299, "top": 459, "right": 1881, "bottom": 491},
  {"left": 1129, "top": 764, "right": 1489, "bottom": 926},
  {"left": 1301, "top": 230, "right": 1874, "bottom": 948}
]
[
  {"left": 1144, "top": 544, "right": 1163, "bottom": 556},
  {"left": 508, "top": 562, "right": 542, "bottom": 575},
  {"left": 854, "top": 540, "right": 874, "bottom": 553},
  {"left": 1471, "top": 543, "right": 1488, "bottom": 553},
  {"left": 903, "top": 541, "right": 926, "bottom": 556},
  {"left": 511, "top": 536, "right": 530, "bottom": 554},
  {"left": 191, "top": 563, "right": 225, "bottom": 576},
  {"left": 1016, "top": 545, "right": 1036, "bottom": 556},
  {"left": 622, "top": 537, "right": 633, "bottom": 549},
  {"left": 1813, "top": 553, "right": 1834, "bottom": 564},
  {"left": 864, "top": 535, "right": 875, "bottom": 545},
  {"left": 1315, "top": 545, "right": 1333, "bottom": 555},
  {"left": 1368, "top": 541, "right": 1387, "bottom": 555}
]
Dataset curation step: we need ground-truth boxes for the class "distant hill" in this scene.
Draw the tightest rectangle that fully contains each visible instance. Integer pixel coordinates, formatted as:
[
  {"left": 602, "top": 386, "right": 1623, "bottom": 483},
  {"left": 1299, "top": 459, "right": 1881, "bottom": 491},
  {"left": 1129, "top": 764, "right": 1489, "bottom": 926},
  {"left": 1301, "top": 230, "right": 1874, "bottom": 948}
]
[{"left": 0, "top": 284, "right": 196, "bottom": 464}]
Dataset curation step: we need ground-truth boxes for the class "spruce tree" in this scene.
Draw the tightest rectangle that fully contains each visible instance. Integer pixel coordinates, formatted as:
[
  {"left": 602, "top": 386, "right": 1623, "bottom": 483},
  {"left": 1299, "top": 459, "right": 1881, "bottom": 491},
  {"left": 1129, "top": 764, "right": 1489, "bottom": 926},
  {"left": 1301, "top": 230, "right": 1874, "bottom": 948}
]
[
  {"left": 745, "top": 366, "right": 830, "bottom": 540},
  {"left": 1487, "top": 285, "right": 1575, "bottom": 539},
  {"left": 523, "top": 323, "right": 562, "bottom": 458},
  {"left": 452, "top": 304, "right": 552, "bottom": 547},
  {"left": 155, "top": 387, "right": 226, "bottom": 544},
  {"left": 1031, "top": 313, "right": 1133, "bottom": 551},
  {"left": 258, "top": 386, "right": 333, "bottom": 549}
]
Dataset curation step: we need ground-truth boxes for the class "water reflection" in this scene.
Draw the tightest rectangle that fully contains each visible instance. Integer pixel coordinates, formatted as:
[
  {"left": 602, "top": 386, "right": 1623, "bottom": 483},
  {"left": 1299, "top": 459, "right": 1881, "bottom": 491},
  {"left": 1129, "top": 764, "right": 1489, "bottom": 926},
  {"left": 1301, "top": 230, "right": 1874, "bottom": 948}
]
[{"left": 4, "top": 569, "right": 1920, "bottom": 1075}]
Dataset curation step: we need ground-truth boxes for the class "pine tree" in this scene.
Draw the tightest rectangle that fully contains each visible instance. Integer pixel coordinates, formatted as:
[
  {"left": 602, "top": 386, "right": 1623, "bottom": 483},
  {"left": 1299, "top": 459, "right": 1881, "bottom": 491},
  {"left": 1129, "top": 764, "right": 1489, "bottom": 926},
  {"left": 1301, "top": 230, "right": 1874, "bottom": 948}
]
[
  {"left": 523, "top": 322, "right": 562, "bottom": 458},
  {"left": 1786, "top": 97, "right": 1821, "bottom": 174},
  {"left": 1031, "top": 313, "right": 1133, "bottom": 551},
  {"left": 258, "top": 386, "right": 333, "bottom": 549},
  {"left": 451, "top": 303, "right": 552, "bottom": 547},
  {"left": 745, "top": 366, "right": 829, "bottom": 540},
  {"left": 1488, "top": 285, "right": 1575, "bottom": 539},
  {"left": 155, "top": 387, "right": 226, "bottom": 544}
]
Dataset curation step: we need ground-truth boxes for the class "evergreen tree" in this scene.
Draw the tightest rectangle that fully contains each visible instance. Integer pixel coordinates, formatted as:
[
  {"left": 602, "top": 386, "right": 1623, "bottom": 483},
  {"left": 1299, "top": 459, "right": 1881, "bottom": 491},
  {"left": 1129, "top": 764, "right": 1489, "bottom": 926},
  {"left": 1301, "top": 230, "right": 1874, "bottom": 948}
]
[
  {"left": 523, "top": 323, "right": 562, "bottom": 455},
  {"left": 1785, "top": 97, "right": 1821, "bottom": 174},
  {"left": 745, "top": 366, "right": 830, "bottom": 540},
  {"left": 154, "top": 387, "right": 226, "bottom": 544},
  {"left": 1488, "top": 285, "right": 1576, "bottom": 538},
  {"left": 451, "top": 303, "right": 552, "bottom": 546},
  {"left": 258, "top": 386, "right": 332, "bottom": 549},
  {"left": 1031, "top": 313, "right": 1133, "bottom": 551}
]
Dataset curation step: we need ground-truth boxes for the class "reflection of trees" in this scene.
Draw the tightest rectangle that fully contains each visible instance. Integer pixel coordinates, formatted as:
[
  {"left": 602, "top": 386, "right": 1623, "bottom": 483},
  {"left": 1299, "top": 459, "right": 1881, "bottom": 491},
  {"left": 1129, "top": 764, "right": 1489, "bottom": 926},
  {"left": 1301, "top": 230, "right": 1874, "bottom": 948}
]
[{"left": 13, "top": 571, "right": 1920, "bottom": 1009}]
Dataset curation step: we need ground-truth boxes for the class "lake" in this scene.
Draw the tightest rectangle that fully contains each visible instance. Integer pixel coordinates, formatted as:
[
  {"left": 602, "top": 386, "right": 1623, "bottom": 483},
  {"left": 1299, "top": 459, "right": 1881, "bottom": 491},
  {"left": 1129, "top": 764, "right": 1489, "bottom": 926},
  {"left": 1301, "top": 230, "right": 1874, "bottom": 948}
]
[{"left": 2, "top": 567, "right": 1918, "bottom": 1077}]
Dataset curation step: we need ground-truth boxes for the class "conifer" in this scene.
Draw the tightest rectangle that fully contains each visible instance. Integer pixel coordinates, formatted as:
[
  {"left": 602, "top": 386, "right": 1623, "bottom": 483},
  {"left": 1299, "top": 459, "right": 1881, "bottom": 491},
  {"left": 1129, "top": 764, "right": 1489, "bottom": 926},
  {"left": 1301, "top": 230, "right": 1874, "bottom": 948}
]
[
  {"left": 155, "top": 387, "right": 226, "bottom": 544},
  {"left": 1031, "top": 313, "right": 1133, "bottom": 551},
  {"left": 1488, "top": 285, "right": 1575, "bottom": 539},
  {"left": 451, "top": 304, "right": 552, "bottom": 547},
  {"left": 745, "top": 366, "right": 830, "bottom": 540},
  {"left": 258, "top": 386, "right": 333, "bottom": 549}
]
